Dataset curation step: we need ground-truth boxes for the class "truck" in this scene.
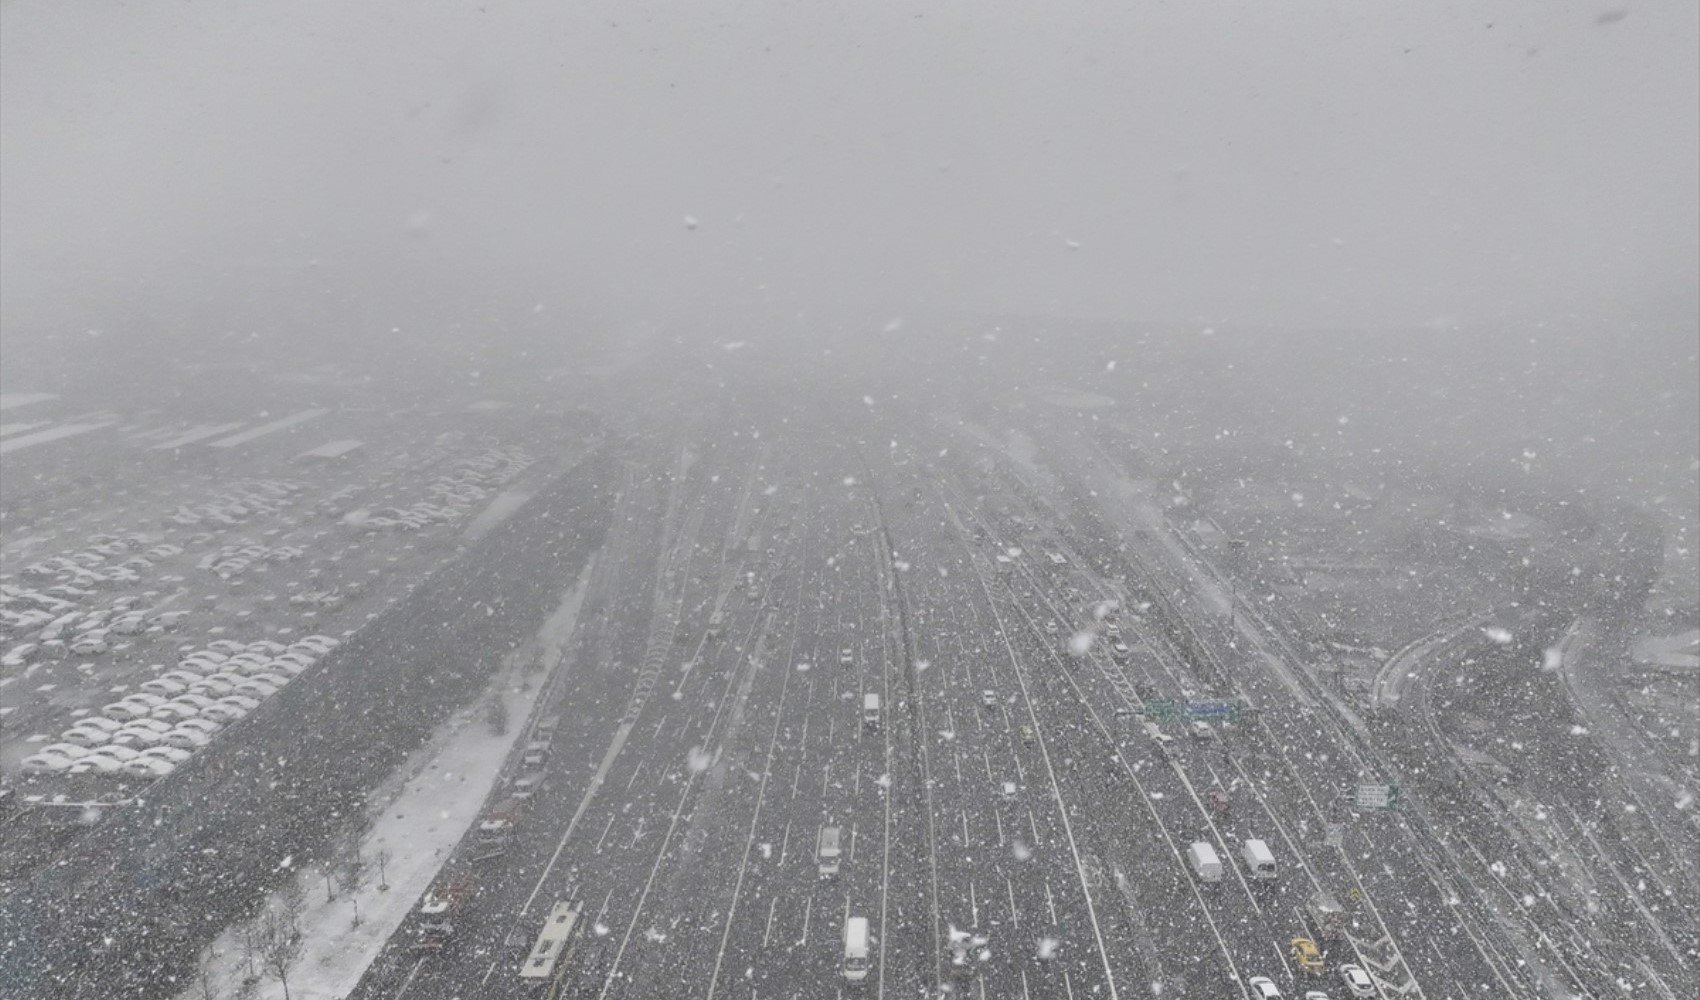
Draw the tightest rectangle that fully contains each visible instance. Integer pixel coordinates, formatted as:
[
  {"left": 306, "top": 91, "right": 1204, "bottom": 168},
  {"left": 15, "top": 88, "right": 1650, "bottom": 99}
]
[
  {"left": 1306, "top": 890, "right": 1347, "bottom": 941},
  {"left": 477, "top": 795, "right": 525, "bottom": 850},
  {"left": 862, "top": 693, "right": 881, "bottom": 728},
  {"left": 1187, "top": 841, "right": 1224, "bottom": 882},
  {"left": 842, "top": 916, "right": 871, "bottom": 980},
  {"left": 1242, "top": 838, "right": 1278, "bottom": 880}
]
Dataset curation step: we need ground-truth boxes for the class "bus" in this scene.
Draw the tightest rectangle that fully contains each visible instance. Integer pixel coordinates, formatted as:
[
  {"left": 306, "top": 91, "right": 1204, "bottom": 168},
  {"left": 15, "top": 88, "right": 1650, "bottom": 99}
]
[{"left": 518, "top": 900, "right": 583, "bottom": 981}]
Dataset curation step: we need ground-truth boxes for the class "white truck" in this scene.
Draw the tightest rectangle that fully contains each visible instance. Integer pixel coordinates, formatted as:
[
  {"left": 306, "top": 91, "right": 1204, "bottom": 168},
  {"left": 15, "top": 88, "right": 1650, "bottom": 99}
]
[
  {"left": 1187, "top": 841, "right": 1223, "bottom": 882},
  {"left": 862, "top": 693, "right": 881, "bottom": 728},
  {"left": 842, "top": 916, "right": 871, "bottom": 980},
  {"left": 1242, "top": 838, "right": 1278, "bottom": 879}
]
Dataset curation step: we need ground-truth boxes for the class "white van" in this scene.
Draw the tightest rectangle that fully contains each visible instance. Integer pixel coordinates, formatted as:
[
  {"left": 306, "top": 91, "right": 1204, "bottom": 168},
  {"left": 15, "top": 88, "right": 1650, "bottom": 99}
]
[
  {"left": 842, "top": 916, "right": 871, "bottom": 980},
  {"left": 1242, "top": 838, "right": 1278, "bottom": 879},
  {"left": 707, "top": 611, "right": 724, "bottom": 638},
  {"left": 862, "top": 693, "right": 881, "bottom": 729},
  {"left": 817, "top": 825, "right": 843, "bottom": 876},
  {"left": 1187, "top": 841, "right": 1223, "bottom": 882}
]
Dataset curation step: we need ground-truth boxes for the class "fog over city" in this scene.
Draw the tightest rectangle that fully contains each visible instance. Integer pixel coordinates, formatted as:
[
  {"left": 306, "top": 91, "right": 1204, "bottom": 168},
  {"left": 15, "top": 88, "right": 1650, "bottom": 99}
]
[{"left": 1, "top": 3, "right": 1695, "bottom": 999}]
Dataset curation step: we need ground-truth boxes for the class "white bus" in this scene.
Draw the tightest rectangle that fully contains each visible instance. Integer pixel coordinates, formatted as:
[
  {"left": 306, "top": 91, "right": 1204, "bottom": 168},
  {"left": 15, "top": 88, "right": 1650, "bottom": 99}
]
[{"left": 518, "top": 900, "right": 583, "bottom": 981}]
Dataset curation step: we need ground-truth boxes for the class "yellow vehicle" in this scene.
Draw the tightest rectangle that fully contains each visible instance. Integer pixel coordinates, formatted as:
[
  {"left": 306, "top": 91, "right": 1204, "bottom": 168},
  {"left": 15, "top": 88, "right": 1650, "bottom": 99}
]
[{"left": 1289, "top": 936, "right": 1325, "bottom": 975}]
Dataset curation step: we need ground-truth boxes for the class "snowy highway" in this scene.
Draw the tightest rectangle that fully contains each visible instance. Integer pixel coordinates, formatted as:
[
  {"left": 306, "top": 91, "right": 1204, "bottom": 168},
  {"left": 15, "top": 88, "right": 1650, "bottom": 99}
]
[{"left": 330, "top": 397, "right": 1695, "bottom": 1000}]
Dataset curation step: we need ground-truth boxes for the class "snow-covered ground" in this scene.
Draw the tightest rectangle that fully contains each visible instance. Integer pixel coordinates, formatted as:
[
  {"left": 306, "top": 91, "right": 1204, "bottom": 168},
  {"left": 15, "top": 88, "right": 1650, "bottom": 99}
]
[{"left": 176, "top": 559, "right": 593, "bottom": 1000}]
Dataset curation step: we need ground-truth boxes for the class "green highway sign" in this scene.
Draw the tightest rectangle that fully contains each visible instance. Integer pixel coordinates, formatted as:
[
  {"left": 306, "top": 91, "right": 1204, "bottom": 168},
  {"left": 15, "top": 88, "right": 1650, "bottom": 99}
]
[{"left": 1353, "top": 783, "right": 1401, "bottom": 810}]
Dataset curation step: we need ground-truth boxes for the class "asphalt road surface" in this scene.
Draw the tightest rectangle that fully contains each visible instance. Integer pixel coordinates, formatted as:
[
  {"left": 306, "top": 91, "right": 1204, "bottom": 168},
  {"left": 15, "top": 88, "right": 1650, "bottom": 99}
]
[{"left": 340, "top": 400, "right": 1697, "bottom": 1000}]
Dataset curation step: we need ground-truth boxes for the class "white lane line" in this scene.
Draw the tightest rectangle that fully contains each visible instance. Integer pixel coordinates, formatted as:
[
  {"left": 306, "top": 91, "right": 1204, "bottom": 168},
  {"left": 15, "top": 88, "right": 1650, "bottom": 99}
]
[
  {"left": 593, "top": 814, "right": 617, "bottom": 853},
  {"left": 762, "top": 897, "right": 779, "bottom": 947},
  {"left": 779, "top": 819, "right": 793, "bottom": 867},
  {"left": 798, "top": 896, "right": 813, "bottom": 946},
  {"left": 705, "top": 650, "right": 793, "bottom": 999},
  {"left": 521, "top": 720, "right": 633, "bottom": 915},
  {"left": 849, "top": 821, "right": 858, "bottom": 861},
  {"left": 1007, "top": 876, "right": 1020, "bottom": 930},
  {"left": 1045, "top": 879, "right": 1059, "bottom": 924}
]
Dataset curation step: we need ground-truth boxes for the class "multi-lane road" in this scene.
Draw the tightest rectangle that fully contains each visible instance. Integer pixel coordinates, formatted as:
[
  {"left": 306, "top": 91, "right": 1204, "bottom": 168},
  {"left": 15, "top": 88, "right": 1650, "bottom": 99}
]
[{"left": 337, "top": 397, "right": 1696, "bottom": 1000}]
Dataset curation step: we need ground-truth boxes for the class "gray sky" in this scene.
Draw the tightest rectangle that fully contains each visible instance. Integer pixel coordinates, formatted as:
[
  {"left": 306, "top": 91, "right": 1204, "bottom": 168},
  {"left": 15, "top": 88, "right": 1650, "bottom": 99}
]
[{"left": 2, "top": 0, "right": 1695, "bottom": 333}]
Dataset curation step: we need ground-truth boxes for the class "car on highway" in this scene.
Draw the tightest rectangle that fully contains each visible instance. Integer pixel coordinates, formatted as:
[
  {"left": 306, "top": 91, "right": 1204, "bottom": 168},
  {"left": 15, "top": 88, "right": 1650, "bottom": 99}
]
[
  {"left": 981, "top": 689, "right": 998, "bottom": 708},
  {"left": 1339, "top": 964, "right": 1375, "bottom": 997},
  {"left": 1248, "top": 977, "right": 1284, "bottom": 999},
  {"left": 1290, "top": 937, "right": 1325, "bottom": 975},
  {"left": 1189, "top": 720, "right": 1215, "bottom": 741}
]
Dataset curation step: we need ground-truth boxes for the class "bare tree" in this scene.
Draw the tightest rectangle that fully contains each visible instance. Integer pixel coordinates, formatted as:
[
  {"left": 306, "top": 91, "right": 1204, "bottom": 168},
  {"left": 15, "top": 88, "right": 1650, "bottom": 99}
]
[
  {"left": 257, "top": 908, "right": 302, "bottom": 1000},
  {"left": 195, "top": 949, "right": 219, "bottom": 1000},
  {"left": 375, "top": 846, "right": 394, "bottom": 891}
]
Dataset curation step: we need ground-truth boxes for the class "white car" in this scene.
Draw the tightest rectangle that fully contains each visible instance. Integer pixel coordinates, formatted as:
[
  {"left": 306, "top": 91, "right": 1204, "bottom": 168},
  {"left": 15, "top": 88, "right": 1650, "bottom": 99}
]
[
  {"left": 102, "top": 695, "right": 167, "bottom": 721},
  {"left": 189, "top": 677, "right": 236, "bottom": 696},
  {"left": 22, "top": 751, "right": 79, "bottom": 773},
  {"left": 66, "top": 716, "right": 123, "bottom": 736},
  {"left": 67, "top": 746, "right": 143, "bottom": 773},
  {"left": 159, "top": 670, "right": 206, "bottom": 686},
  {"left": 150, "top": 702, "right": 204, "bottom": 722},
  {"left": 163, "top": 728, "right": 212, "bottom": 750},
  {"left": 207, "top": 639, "right": 248, "bottom": 654},
  {"left": 120, "top": 718, "right": 173, "bottom": 735},
  {"left": 122, "top": 757, "right": 176, "bottom": 778},
  {"left": 246, "top": 640, "right": 288, "bottom": 654},
  {"left": 110, "top": 728, "right": 170, "bottom": 748},
  {"left": 1339, "top": 965, "right": 1375, "bottom": 998},
  {"left": 70, "top": 636, "right": 110, "bottom": 655},
  {"left": 139, "top": 746, "right": 191, "bottom": 765},
  {"left": 1, "top": 642, "right": 41, "bottom": 667},
  {"left": 216, "top": 694, "right": 261, "bottom": 712},
  {"left": 198, "top": 702, "right": 248, "bottom": 723},
  {"left": 234, "top": 679, "right": 279, "bottom": 699},
  {"left": 34, "top": 742, "right": 94, "bottom": 763},
  {"left": 1249, "top": 978, "right": 1283, "bottom": 1000},
  {"left": 61, "top": 726, "right": 118, "bottom": 748},
  {"left": 174, "top": 718, "right": 222, "bottom": 737},
  {"left": 139, "top": 678, "right": 188, "bottom": 697},
  {"left": 1303, "top": 992, "right": 1333, "bottom": 1000}
]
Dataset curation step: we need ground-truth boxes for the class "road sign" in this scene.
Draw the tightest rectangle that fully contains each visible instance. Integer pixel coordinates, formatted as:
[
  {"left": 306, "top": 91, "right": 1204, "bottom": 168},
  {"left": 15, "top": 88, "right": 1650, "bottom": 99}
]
[
  {"left": 1185, "top": 700, "right": 1242, "bottom": 722},
  {"left": 1354, "top": 783, "right": 1401, "bottom": 809}
]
